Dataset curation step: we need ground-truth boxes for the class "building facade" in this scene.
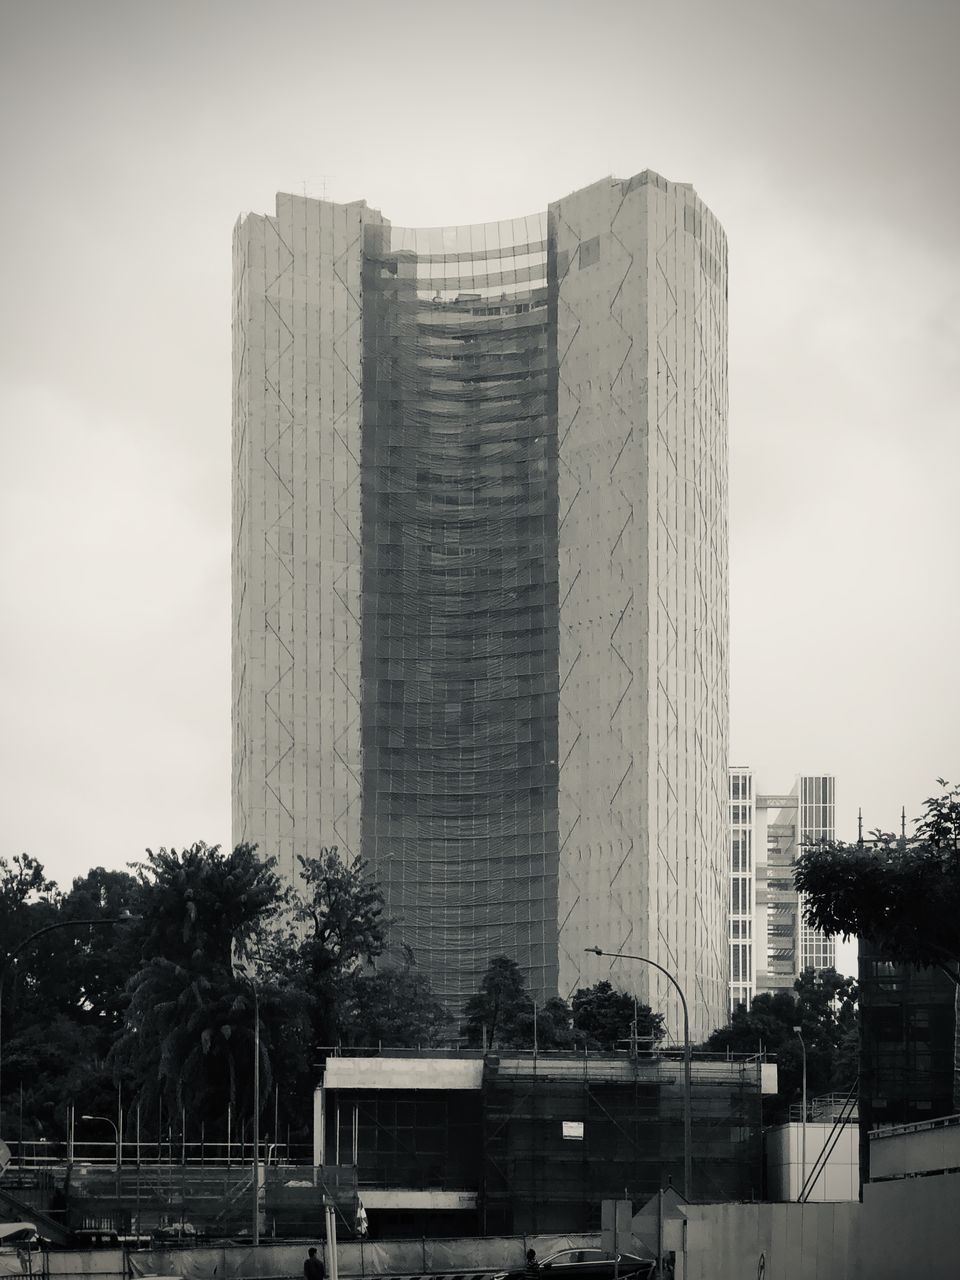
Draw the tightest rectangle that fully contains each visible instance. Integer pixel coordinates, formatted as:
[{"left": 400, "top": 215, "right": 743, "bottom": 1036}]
[
  {"left": 232, "top": 171, "right": 729, "bottom": 1038},
  {"left": 727, "top": 770, "right": 836, "bottom": 1010},
  {"left": 317, "top": 1050, "right": 768, "bottom": 1234},
  {"left": 858, "top": 939, "right": 960, "bottom": 1187}
]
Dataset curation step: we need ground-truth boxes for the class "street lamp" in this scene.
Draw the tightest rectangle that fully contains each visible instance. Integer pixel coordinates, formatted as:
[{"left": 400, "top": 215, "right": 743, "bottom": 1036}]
[
  {"left": 586, "top": 946, "right": 693, "bottom": 1200},
  {"left": 231, "top": 957, "right": 261, "bottom": 1247},
  {"left": 793, "top": 1026, "right": 807, "bottom": 1200},
  {"left": 0, "top": 916, "right": 137, "bottom": 1139},
  {"left": 82, "top": 1113, "right": 121, "bottom": 1205},
  {"left": 81, "top": 1114, "right": 119, "bottom": 1166}
]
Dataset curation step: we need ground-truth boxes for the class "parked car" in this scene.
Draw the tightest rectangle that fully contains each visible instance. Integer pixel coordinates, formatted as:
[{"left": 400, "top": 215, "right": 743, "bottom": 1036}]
[{"left": 494, "top": 1248, "right": 656, "bottom": 1280}]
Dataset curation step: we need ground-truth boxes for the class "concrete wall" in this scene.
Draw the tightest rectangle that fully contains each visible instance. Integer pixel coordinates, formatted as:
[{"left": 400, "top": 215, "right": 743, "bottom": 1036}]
[
  {"left": 861, "top": 1172, "right": 960, "bottom": 1280},
  {"left": 766, "top": 1122, "right": 859, "bottom": 1201},
  {"left": 323, "top": 1058, "right": 483, "bottom": 1091},
  {"left": 107, "top": 1233, "right": 607, "bottom": 1280},
  {"left": 551, "top": 171, "right": 729, "bottom": 1042},
  {"left": 28, "top": 1193, "right": 960, "bottom": 1280},
  {"left": 870, "top": 1117, "right": 960, "bottom": 1178},
  {"left": 682, "top": 1202, "right": 861, "bottom": 1280}
]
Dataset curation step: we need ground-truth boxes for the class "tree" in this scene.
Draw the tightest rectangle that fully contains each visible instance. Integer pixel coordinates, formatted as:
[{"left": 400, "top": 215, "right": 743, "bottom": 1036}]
[
  {"left": 290, "top": 849, "right": 388, "bottom": 976},
  {"left": 115, "top": 842, "right": 285, "bottom": 1124},
  {"left": 338, "top": 948, "right": 452, "bottom": 1048},
  {"left": 705, "top": 967, "right": 858, "bottom": 1122},
  {"left": 795, "top": 780, "right": 960, "bottom": 984},
  {"left": 462, "top": 955, "right": 574, "bottom": 1050},
  {"left": 571, "top": 980, "right": 666, "bottom": 1050},
  {"left": 270, "top": 848, "right": 392, "bottom": 1047},
  {"left": 131, "top": 841, "right": 284, "bottom": 969},
  {"left": 3, "top": 840, "right": 450, "bottom": 1150},
  {"left": 59, "top": 866, "right": 141, "bottom": 1031},
  {"left": 463, "top": 955, "right": 528, "bottom": 1049},
  {"left": 1, "top": 856, "right": 140, "bottom": 1141},
  {"left": 0, "top": 852, "right": 57, "bottom": 968}
]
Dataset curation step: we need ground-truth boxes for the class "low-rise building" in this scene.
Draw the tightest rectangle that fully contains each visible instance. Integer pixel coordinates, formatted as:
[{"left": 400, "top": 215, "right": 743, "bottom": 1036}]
[{"left": 316, "top": 1049, "right": 775, "bottom": 1235}]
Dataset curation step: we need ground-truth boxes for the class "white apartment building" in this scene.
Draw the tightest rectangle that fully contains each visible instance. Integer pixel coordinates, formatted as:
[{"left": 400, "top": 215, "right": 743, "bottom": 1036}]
[{"left": 728, "top": 769, "right": 836, "bottom": 1010}]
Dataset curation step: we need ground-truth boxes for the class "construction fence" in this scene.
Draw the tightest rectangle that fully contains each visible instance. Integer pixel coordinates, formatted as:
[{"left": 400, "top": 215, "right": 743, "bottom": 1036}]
[{"left": 0, "top": 1231, "right": 598, "bottom": 1280}]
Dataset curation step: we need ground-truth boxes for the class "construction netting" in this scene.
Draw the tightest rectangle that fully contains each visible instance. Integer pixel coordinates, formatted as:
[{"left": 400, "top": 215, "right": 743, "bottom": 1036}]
[
  {"left": 482, "top": 1057, "right": 763, "bottom": 1231},
  {"left": 359, "top": 215, "right": 560, "bottom": 1009}
]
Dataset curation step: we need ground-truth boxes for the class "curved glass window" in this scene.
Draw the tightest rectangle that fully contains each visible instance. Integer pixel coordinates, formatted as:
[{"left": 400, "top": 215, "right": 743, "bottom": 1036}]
[{"left": 361, "top": 215, "right": 559, "bottom": 1007}]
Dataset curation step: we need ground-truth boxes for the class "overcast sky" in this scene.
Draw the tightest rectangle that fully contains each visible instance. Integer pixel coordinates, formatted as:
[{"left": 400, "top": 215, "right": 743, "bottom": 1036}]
[{"left": 1, "top": 0, "right": 958, "bottom": 976}]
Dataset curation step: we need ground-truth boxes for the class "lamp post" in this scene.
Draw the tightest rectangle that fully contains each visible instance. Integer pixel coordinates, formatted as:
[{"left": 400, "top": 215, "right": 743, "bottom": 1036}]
[
  {"left": 82, "top": 1113, "right": 120, "bottom": 1205},
  {"left": 0, "top": 916, "right": 136, "bottom": 1139},
  {"left": 793, "top": 1026, "right": 807, "bottom": 1200},
  {"left": 586, "top": 946, "right": 693, "bottom": 1200},
  {"left": 251, "top": 981, "right": 260, "bottom": 1247},
  {"left": 81, "top": 1113, "right": 119, "bottom": 1165},
  {"left": 231, "top": 958, "right": 261, "bottom": 1247}
]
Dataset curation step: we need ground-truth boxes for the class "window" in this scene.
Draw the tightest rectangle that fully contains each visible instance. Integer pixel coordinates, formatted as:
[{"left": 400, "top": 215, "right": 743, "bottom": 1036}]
[
  {"left": 731, "top": 878, "right": 749, "bottom": 914},
  {"left": 732, "top": 830, "right": 752, "bottom": 872}
]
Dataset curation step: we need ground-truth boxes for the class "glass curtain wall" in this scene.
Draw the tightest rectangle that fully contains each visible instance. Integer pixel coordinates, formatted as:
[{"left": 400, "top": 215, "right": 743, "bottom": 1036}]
[{"left": 360, "top": 216, "right": 560, "bottom": 1009}]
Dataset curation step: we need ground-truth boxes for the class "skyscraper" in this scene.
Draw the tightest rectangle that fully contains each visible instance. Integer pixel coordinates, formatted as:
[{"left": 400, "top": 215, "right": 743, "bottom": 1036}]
[
  {"left": 727, "top": 768, "right": 837, "bottom": 1011},
  {"left": 232, "top": 171, "right": 729, "bottom": 1039}
]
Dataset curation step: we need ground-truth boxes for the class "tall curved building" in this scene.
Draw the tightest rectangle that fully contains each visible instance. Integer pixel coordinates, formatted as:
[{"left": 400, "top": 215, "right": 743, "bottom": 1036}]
[{"left": 232, "top": 171, "right": 729, "bottom": 1040}]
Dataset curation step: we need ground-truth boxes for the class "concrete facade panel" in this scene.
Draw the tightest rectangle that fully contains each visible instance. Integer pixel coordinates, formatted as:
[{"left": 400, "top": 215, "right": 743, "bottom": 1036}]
[
  {"left": 552, "top": 175, "right": 728, "bottom": 1041},
  {"left": 233, "top": 195, "right": 378, "bottom": 886}
]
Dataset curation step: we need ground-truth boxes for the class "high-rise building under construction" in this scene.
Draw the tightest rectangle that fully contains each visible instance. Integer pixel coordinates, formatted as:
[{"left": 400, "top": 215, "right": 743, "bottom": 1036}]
[{"left": 232, "top": 170, "right": 729, "bottom": 1039}]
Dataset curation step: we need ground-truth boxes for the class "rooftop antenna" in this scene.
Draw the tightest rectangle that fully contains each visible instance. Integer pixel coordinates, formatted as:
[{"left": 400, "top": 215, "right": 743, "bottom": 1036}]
[
  {"left": 857, "top": 808, "right": 863, "bottom": 848},
  {"left": 299, "top": 176, "right": 328, "bottom": 200},
  {"left": 901, "top": 806, "right": 907, "bottom": 842}
]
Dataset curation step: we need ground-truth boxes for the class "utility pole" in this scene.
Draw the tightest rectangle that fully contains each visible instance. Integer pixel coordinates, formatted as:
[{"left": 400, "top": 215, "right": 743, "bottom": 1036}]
[{"left": 793, "top": 1027, "right": 807, "bottom": 1200}]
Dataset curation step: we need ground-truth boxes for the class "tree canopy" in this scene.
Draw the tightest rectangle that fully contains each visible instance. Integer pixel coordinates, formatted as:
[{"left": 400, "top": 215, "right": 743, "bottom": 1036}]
[
  {"left": 463, "top": 956, "right": 666, "bottom": 1053},
  {"left": 0, "top": 856, "right": 141, "bottom": 1140},
  {"left": 705, "top": 967, "right": 859, "bottom": 1122},
  {"left": 570, "top": 980, "right": 665, "bottom": 1050},
  {"left": 462, "top": 955, "right": 575, "bottom": 1049},
  {"left": 338, "top": 947, "right": 452, "bottom": 1048},
  {"left": 795, "top": 779, "right": 960, "bottom": 984},
  {"left": 0, "top": 841, "right": 451, "bottom": 1148},
  {"left": 112, "top": 842, "right": 286, "bottom": 1123}
]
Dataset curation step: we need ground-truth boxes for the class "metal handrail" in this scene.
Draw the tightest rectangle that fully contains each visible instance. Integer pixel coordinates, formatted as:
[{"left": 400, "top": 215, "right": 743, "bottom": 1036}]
[{"left": 869, "top": 1112, "right": 960, "bottom": 1139}]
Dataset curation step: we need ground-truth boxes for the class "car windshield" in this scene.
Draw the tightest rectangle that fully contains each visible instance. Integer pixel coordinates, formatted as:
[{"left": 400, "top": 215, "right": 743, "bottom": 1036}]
[{"left": 540, "top": 1254, "right": 651, "bottom": 1270}]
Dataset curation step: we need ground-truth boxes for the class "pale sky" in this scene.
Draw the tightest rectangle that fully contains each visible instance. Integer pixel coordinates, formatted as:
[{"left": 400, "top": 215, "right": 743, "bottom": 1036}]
[{"left": 1, "top": 1, "right": 958, "bottom": 982}]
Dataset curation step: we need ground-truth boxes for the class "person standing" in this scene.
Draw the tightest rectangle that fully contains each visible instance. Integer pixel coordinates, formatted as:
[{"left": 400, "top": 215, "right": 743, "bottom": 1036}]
[{"left": 304, "top": 1245, "right": 325, "bottom": 1280}]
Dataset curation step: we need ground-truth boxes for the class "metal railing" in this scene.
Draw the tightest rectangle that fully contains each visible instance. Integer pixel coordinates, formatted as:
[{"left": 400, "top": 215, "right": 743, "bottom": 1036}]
[
  {"left": 789, "top": 1091, "right": 860, "bottom": 1122},
  {"left": 4, "top": 1139, "right": 316, "bottom": 1168},
  {"left": 318, "top": 1044, "right": 769, "bottom": 1062},
  {"left": 869, "top": 1110, "right": 960, "bottom": 1139}
]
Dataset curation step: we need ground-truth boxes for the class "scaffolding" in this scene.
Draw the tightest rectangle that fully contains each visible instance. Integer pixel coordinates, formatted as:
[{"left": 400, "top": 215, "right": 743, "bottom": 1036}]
[{"left": 481, "top": 1052, "right": 762, "bottom": 1232}]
